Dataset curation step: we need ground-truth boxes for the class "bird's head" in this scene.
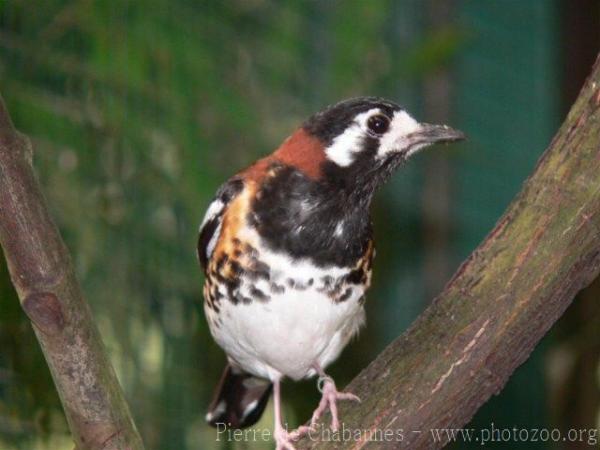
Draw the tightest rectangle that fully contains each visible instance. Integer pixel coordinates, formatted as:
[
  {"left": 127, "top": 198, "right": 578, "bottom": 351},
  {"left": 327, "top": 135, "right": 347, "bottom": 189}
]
[{"left": 275, "top": 97, "right": 464, "bottom": 203}]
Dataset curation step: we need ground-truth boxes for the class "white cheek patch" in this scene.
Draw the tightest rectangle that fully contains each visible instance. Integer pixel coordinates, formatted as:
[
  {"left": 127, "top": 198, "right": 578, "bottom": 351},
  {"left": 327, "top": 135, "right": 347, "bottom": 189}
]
[
  {"left": 377, "top": 110, "right": 421, "bottom": 159},
  {"left": 324, "top": 109, "right": 379, "bottom": 167}
]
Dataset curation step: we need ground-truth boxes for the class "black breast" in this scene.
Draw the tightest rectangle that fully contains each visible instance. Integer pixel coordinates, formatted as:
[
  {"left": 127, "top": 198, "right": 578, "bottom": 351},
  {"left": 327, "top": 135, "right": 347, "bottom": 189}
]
[{"left": 249, "top": 164, "right": 372, "bottom": 267}]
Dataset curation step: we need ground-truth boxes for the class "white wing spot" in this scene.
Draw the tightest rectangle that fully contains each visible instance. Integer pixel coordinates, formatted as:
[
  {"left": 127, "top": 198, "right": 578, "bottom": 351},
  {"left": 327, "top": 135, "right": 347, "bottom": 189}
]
[
  {"left": 199, "top": 199, "right": 224, "bottom": 231},
  {"left": 206, "top": 221, "right": 222, "bottom": 257}
]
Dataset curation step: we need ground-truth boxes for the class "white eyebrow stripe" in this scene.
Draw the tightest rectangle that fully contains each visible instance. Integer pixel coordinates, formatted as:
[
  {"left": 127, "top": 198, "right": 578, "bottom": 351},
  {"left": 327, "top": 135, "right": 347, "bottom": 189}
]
[{"left": 324, "top": 108, "right": 380, "bottom": 167}]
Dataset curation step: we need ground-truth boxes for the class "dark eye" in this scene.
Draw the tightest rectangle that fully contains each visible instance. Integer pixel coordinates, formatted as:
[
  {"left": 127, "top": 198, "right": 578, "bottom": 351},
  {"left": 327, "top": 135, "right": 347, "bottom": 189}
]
[{"left": 367, "top": 114, "right": 390, "bottom": 135}]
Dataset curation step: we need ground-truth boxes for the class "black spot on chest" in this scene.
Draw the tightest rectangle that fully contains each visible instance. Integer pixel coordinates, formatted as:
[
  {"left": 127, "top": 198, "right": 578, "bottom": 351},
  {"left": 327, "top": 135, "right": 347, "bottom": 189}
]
[{"left": 250, "top": 166, "right": 372, "bottom": 267}]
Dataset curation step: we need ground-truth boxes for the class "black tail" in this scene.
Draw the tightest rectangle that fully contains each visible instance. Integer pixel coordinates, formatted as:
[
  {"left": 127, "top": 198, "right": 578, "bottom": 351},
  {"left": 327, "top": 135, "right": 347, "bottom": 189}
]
[{"left": 206, "top": 364, "right": 272, "bottom": 429}]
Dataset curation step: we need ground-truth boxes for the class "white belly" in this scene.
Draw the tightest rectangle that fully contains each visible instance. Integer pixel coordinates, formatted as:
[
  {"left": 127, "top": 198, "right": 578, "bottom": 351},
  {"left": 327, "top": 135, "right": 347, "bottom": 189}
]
[{"left": 205, "top": 255, "right": 366, "bottom": 381}]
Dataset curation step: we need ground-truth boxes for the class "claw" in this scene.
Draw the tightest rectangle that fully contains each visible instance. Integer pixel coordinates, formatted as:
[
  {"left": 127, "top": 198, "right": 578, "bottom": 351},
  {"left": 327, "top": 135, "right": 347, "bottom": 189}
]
[{"left": 310, "top": 377, "right": 360, "bottom": 432}]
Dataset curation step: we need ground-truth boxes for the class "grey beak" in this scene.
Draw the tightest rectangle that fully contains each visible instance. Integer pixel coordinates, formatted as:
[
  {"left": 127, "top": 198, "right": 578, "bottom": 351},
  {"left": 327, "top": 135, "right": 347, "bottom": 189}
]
[
  {"left": 400, "top": 123, "right": 465, "bottom": 159},
  {"left": 414, "top": 123, "right": 466, "bottom": 144}
]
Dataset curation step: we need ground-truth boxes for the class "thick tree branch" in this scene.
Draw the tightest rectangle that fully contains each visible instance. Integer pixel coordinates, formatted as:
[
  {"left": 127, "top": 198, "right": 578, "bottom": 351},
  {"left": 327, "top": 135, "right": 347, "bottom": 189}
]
[
  {"left": 300, "top": 55, "right": 600, "bottom": 449},
  {"left": 0, "top": 95, "right": 144, "bottom": 450}
]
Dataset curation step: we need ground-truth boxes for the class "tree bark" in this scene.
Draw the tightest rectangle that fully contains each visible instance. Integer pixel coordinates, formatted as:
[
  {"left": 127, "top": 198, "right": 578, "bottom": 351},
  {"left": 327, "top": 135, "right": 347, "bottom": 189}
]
[
  {"left": 1, "top": 50, "right": 599, "bottom": 450},
  {"left": 0, "top": 95, "right": 144, "bottom": 449},
  {"left": 299, "top": 55, "right": 600, "bottom": 449}
]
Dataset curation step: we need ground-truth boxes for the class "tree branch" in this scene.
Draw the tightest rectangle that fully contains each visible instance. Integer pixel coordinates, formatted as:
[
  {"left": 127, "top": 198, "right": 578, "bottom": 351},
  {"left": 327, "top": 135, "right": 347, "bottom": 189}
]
[
  {"left": 299, "top": 54, "right": 600, "bottom": 449},
  {"left": 0, "top": 95, "right": 144, "bottom": 450}
]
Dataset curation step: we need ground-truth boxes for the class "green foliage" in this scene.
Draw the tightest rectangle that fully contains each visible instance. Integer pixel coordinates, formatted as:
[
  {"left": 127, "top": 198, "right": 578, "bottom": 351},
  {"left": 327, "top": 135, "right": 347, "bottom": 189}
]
[
  {"left": 0, "top": 1, "right": 461, "bottom": 448},
  {"left": 0, "top": 1, "right": 573, "bottom": 450}
]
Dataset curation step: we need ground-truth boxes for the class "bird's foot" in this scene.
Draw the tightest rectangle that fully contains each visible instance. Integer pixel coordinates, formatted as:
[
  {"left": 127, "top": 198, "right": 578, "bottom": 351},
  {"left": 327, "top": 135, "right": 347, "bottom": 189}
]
[
  {"left": 274, "top": 424, "right": 312, "bottom": 450},
  {"left": 310, "top": 376, "right": 360, "bottom": 432}
]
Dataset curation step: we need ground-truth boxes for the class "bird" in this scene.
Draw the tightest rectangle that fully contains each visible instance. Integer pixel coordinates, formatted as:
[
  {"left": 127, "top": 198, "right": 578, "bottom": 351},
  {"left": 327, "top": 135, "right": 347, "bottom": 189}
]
[{"left": 198, "top": 97, "right": 464, "bottom": 449}]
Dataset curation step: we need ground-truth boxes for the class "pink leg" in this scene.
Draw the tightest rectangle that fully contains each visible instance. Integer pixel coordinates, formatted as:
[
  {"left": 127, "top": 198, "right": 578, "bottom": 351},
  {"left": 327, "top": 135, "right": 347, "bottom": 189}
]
[
  {"left": 273, "top": 379, "right": 311, "bottom": 450},
  {"left": 310, "top": 365, "right": 360, "bottom": 432}
]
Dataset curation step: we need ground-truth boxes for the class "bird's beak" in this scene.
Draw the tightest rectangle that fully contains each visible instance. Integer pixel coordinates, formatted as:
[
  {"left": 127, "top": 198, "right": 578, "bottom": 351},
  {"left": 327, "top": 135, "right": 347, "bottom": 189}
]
[
  {"left": 402, "top": 123, "right": 465, "bottom": 158},
  {"left": 415, "top": 123, "right": 466, "bottom": 144}
]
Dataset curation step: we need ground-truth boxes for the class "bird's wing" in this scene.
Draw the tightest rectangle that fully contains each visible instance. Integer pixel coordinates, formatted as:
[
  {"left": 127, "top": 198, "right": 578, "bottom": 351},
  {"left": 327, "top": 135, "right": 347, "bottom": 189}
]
[{"left": 197, "top": 178, "right": 244, "bottom": 272}]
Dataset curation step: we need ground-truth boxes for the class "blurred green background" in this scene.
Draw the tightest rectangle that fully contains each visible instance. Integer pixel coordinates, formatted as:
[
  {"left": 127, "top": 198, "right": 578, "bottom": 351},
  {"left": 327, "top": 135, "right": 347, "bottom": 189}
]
[{"left": 0, "top": 1, "right": 599, "bottom": 449}]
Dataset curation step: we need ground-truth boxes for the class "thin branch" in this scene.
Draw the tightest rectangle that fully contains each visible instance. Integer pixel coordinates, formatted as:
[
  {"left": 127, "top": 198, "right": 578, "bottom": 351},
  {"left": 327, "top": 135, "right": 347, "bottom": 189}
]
[
  {"left": 299, "top": 54, "right": 600, "bottom": 449},
  {"left": 0, "top": 94, "right": 144, "bottom": 450}
]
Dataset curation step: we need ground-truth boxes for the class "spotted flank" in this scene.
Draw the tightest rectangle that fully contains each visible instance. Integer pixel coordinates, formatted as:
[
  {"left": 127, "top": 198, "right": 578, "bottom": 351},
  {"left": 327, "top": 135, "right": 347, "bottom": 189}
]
[
  {"left": 201, "top": 172, "right": 373, "bottom": 381},
  {"left": 203, "top": 231, "right": 374, "bottom": 311}
]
